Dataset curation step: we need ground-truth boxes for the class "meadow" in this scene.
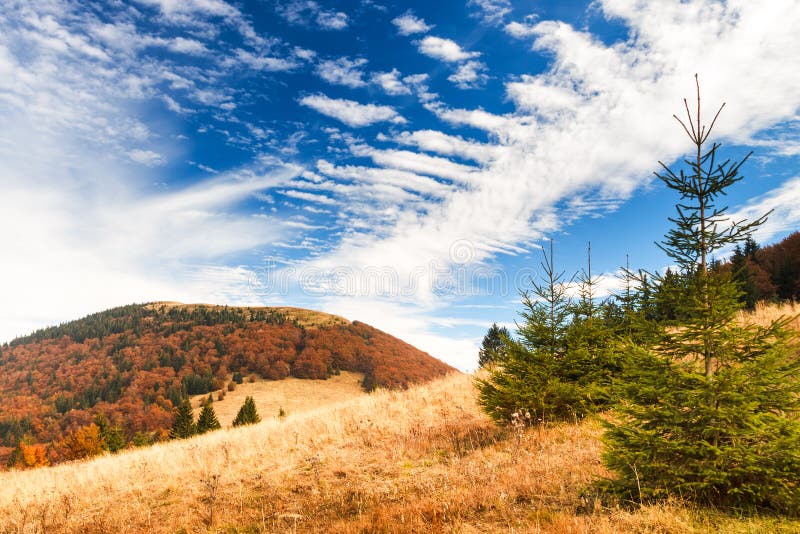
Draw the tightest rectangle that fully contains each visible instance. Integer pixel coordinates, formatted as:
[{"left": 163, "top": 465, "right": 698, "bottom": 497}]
[{"left": 2, "top": 301, "right": 799, "bottom": 534}]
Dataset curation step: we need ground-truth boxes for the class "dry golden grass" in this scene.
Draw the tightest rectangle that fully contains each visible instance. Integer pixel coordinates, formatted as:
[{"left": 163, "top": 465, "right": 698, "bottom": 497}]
[
  {"left": 737, "top": 301, "right": 800, "bottom": 329},
  {"left": 2, "top": 371, "right": 797, "bottom": 533},
  {"left": 190, "top": 372, "right": 365, "bottom": 426}
]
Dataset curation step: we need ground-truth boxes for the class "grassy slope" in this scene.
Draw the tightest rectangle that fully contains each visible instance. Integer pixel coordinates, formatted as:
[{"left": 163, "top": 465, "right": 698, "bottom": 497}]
[
  {"left": 190, "top": 371, "right": 366, "bottom": 426},
  {"left": 2, "top": 369, "right": 798, "bottom": 533}
]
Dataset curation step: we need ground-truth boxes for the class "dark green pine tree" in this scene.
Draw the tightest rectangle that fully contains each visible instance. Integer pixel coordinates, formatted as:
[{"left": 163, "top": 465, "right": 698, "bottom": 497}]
[
  {"left": 603, "top": 76, "right": 800, "bottom": 513},
  {"left": 169, "top": 399, "right": 196, "bottom": 439},
  {"left": 477, "top": 240, "right": 618, "bottom": 425},
  {"left": 730, "top": 237, "right": 762, "bottom": 309},
  {"left": 561, "top": 243, "right": 625, "bottom": 411},
  {"left": 196, "top": 402, "right": 222, "bottom": 434},
  {"left": 95, "top": 414, "right": 127, "bottom": 453},
  {"left": 478, "top": 323, "right": 510, "bottom": 367},
  {"left": 476, "top": 240, "right": 571, "bottom": 425},
  {"left": 232, "top": 396, "right": 261, "bottom": 427}
]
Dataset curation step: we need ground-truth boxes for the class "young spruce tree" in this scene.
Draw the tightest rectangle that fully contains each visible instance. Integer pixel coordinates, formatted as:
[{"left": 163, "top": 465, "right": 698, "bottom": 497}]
[
  {"left": 476, "top": 241, "right": 619, "bottom": 424},
  {"left": 196, "top": 399, "right": 222, "bottom": 434},
  {"left": 603, "top": 76, "right": 800, "bottom": 513},
  {"left": 170, "top": 399, "right": 196, "bottom": 439},
  {"left": 232, "top": 396, "right": 261, "bottom": 427}
]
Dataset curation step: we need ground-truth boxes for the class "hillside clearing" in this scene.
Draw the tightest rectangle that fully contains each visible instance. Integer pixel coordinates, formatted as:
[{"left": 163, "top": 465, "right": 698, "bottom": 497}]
[
  {"left": 191, "top": 371, "right": 366, "bottom": 426},
  {"left": 1, "top": 371, "right": 798, "bottom": 533}
]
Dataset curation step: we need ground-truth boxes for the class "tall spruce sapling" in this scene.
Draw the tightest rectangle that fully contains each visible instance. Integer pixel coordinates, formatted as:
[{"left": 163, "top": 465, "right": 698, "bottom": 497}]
[
  {"left": 602, "top": 75, "right": 800, "bottom": 513},
  {"left": 232, "top": 396, "right": 261, "bottom": 427},
  {"left": 170, "top": 399, "right": 196, "bottom": 439},
  {"left": 475, "top": 240, "right": 573, "bottom": 424},
  {"left": 196, "top": 398, "right": 222, "bottom": 434},
  {"left": 477, "top": 240, "right": 621, "bottom": 424},
  {"left": 561, "top": 243, "right": 624, "bottom": 409}
]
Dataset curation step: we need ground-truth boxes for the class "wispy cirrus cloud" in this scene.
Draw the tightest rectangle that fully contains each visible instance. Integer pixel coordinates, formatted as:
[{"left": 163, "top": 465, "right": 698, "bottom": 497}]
[
  {"left": 468, "top": 0, "right": 512, "bottom": 26},
  {"left": 285, "top": 0, "right": 800, "bottom": 361},
  {"left": 299, "top": 94, "right": 407, "bottom": 127},
  {"left": 729, "top": 176, "right": 800, "bottom": 242},
  {"left": 276, "top": 1, "right": 349, "bottom": 30},
  {"left": 127, "top": 149, "right": 167, "bottom": 166}
]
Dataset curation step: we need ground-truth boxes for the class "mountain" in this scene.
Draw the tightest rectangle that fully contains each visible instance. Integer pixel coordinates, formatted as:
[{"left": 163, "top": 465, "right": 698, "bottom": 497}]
[{"left": 0, "top": 302, "right": 455, "bottom": 465}]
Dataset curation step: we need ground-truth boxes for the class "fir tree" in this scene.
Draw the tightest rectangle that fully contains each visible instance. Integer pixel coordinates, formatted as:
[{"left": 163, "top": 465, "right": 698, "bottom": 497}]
[
  {"left": 476, "top": 241, "right": 620, "bottom": 425},
  {"left": 196, "top": 403, "right": 221, "bottom": 434},
  {"left": 603, "top": 76, "right": 800, "bottom": 513},
  {"left": 95, "top": 414, "right": 126, "bottom": 453},
  {"left": 478, "top": 323, "right": 509, "bottom": 367},
  {"left": 232, "top": 396, "right": 261, "bottom": 427},
  {"left": 561, "top": 242, "right": 624, "bottom": 411},
  {"left": 170, "top": 399, "right": 196, "bottom": 439}
]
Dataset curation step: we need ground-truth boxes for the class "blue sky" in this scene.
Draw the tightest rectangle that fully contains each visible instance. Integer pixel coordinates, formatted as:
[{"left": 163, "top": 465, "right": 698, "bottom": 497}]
[{"left": 1, "top": 0, "right": 799, "bottom": 370}]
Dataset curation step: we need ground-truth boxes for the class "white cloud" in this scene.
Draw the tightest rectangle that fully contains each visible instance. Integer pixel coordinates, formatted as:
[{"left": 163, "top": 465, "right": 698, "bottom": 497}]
[
  {"left": 276, "top": 1, "right": 349, "bottom": 31},
  {"left": 448, "top": 60, "right": 489, "bottom": 89},
  {"left": 318, "top": 297, "right": 479, "bottom": 370},
  {"left": 134, "top": 0, "right": 238, "bottom": 18},
  {"left": 371, "top": 69, "right": 411, "bottom": 95},
  {"left": 316, "top": 57, "right": 368, "bottom": 88},
  {"left": 316, "top": 10, "right": 349, "bottom": 30},
  {"left": 506, "top": 74, "right": 583, "bottom": 117},
  {"left": 127, "top": 149, "right": 167, "bottom": 166},
  {"left": 505, "top": 19, "right": 539, "bottom": 39},
  {"left": 316, "top": 159, "right": 451, "bottom": 197},
  {"left": 352, "top": 146, "right": 481, "bottom": 184},
  {"left": 234, "top": 49, "right": 299, "bottom": 71},
  {"left": 292, "top": 0, "right": 800, "bottom": 321},
  {"left": 392, "top": 130, "right": 499, "bottom": 163},
  {"left": 728, "top": 176, "right": 800, "bottom": 242},
  {"left": 293, "top": 47, "right": 317, "bottom": 61},
  {"left": 392, "top": 12, "right": 433, "bottom": 35},
  {"left": 299, "top": 94, "right": 407, "bottom": 127},
  {"left": 417, "top": 36, "right": 480, "bottom": 63},
  {"left": 279, "top": 189, "right": 340, "bottom": 205},
  {"left": 468, "top": 0, "right": 512, "bottom": 26},
  {"left": 167, "top": 36, "right": 209, "bottom": 55}
]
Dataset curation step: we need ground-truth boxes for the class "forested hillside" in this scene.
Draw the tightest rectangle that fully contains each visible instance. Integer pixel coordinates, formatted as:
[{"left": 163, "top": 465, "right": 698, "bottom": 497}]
[
  {"left": 723, "top": 232, "right": 800, "bottom": 307},
  {"left": 0, "top": 303, "right": 454, "bottom": 466}
]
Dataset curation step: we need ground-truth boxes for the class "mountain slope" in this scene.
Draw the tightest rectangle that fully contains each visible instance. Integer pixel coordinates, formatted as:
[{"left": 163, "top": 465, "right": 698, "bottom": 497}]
[
  {"left": 0, "top": 303, "right": 455, "bottom": 464},
  {"left": 1, "top": 372, "right": 796, "bottom": 533}
]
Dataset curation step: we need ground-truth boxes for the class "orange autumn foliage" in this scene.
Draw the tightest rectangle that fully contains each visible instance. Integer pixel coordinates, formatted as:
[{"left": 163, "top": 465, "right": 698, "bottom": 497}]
[
  {"left": 54, "top": 423, "right": 105, "bottom": 461},
  {"left": 9, "top": 441, "right": 49, "bottom": 469}
]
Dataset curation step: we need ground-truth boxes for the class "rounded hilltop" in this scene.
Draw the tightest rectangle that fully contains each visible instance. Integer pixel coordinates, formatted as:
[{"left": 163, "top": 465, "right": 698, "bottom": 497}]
[
  {"left": 0, "top": 302, "right": 456, "bottom": 466},
  {"left": 146, "top": 302, "right": 351, "bottom": 328}
]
